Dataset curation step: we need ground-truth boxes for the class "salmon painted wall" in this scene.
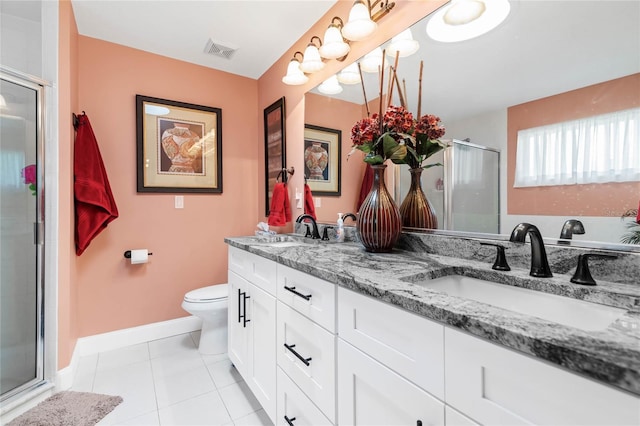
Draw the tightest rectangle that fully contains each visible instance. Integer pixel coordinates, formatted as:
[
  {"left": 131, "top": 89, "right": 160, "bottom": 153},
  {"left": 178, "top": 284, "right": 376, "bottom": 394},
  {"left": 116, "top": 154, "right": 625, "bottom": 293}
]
[
  {"left": 58, "top": 0, "right": 79, "bottom": 369},
  {"left": 507, "top": 73, "right": 640, "bottom": 216},
  {"left": 73, "top": 36, "right": 259, "bottom": 337},
  {"left": 305, "top": 93, "right": 364, "bottom": 222},
  {"left": 257, "top": 0, "right": 447, "bottom": 230}
]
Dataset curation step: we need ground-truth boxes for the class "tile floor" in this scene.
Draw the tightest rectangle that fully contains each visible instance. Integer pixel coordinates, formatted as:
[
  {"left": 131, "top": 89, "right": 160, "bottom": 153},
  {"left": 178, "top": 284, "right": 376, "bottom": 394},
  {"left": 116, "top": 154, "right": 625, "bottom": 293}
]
[{"left": 71, "top": 332, "right": 273, "bottom": 426}]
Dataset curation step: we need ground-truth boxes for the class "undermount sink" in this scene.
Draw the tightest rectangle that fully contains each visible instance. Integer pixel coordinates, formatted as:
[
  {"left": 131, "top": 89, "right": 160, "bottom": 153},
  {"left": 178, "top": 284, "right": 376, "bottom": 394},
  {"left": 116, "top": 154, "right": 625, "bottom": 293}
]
[{"left": 410, "top": 275, "right": 626, "bottom": 332}]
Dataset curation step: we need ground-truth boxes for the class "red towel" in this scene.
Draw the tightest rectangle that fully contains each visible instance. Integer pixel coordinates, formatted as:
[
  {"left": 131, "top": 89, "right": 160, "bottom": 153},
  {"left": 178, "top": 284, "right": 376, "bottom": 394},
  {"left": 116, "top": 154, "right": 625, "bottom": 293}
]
[
  {"left": 268, "top": 183, "right": 291, "bottom": 226},
  {"left": 637, "top": 200, "right": 640, "bottom": 223},
  {"left": 304, "top": 183, "right": 316, "bottom": 220},
  {"left": 356, "top": 164, "right": 374, "bottom": 211},
  {"left": 74, "top": 114, "right": 119, "bottom": 255}
]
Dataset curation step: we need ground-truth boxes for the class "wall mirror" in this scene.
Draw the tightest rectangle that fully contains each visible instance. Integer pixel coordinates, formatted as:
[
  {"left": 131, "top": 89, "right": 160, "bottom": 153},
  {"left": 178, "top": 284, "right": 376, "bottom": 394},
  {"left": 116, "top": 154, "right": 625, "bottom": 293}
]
[{"left": 304, "top": 0, "right": 640, "bottom": 252}]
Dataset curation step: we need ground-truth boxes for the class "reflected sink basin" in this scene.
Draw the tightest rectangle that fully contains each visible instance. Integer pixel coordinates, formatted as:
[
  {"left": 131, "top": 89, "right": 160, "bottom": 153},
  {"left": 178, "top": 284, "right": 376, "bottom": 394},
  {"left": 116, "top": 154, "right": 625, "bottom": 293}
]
[{"left": 411, "top": 275, "right": 626, "bottom": 331}]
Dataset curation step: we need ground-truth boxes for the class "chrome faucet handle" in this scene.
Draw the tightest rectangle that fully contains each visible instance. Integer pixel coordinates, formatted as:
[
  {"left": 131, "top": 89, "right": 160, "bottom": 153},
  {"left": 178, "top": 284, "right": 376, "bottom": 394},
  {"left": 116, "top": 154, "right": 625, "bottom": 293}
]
[
  {"left": 570, "top": 253, "right": 618, "bottom": 286},
  {"left": 480, "top": 242, "right": 511, "bottom": 271}
]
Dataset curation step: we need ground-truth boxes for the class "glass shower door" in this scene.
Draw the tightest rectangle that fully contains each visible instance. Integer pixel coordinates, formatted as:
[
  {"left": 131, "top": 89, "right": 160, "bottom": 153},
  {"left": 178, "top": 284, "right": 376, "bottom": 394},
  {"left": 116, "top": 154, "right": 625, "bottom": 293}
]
[{"left": 0, "top": 73, "right": 44, "bottom": 401}]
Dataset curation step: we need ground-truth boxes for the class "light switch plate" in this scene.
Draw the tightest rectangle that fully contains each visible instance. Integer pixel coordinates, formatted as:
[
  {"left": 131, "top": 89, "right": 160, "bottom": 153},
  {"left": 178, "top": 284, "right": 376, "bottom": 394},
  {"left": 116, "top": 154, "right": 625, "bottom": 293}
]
[
  {"left": 175, "top": 196, "right": 184, "bottom": 209},
  {"left": 315, "top": 197, "right": 321, "bottom": 207}
]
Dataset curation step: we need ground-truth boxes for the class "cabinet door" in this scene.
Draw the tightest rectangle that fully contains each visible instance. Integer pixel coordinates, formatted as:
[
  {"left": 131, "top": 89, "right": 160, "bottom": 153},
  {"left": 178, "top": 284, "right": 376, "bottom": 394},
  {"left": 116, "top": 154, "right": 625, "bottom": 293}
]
[
  {"left": 277, "top": 367, "right": 333, "bottom": 426},
  {"left": 338, "top": 339, "right": 445, "bottom": 426},
  {"left": 228, "top": 270, "right": 250, "bottom": 377},
  {"left": 445, "top": 327, "right": 640, "bottom": 426},
  {"left": 247, "top": 283, "right": 277, "bottom": 423}
]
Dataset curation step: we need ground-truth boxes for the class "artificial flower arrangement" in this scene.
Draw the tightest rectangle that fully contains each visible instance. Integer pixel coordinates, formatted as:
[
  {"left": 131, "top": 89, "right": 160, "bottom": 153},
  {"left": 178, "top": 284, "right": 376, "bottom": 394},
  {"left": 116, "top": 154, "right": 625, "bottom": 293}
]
[
  {"left": 348, "top": 57, "right": 446, "bottom": 169},
  {"left": 21, "top": 164, "right": 36, "bottom": 196}
]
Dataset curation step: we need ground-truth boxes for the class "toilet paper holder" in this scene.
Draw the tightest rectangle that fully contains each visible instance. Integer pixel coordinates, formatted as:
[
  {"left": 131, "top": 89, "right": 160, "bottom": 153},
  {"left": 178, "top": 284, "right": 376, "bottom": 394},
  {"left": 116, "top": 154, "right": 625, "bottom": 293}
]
[{"left": 124, "top": 250, "right": 153, "bottom": 259}]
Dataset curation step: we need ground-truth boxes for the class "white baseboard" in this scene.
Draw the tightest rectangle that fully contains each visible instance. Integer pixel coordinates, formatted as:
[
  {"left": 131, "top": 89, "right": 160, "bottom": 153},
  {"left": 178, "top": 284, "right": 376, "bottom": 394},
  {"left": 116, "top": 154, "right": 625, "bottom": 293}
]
[{"left": 56, "top": 315, "right": 202, "bottom": 390}]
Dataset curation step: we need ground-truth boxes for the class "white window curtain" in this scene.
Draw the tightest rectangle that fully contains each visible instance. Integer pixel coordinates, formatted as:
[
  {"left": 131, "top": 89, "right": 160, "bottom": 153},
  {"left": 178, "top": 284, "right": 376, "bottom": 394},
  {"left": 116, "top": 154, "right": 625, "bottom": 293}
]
[
  {"left": 514, "top": 107, "right": 640, "bottom": 187},
  {"left": 453, "top": 144, "right": 483, "bottom": 185}
]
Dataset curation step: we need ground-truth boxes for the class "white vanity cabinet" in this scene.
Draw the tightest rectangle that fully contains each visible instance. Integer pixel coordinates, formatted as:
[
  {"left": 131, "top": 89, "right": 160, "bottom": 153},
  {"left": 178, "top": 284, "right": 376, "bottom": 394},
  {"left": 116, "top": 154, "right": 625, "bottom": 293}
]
[
  {"left": 227, "top": 247, "right": 277, "bottom": 422},
  {"left": 445, "top": 327, "right": 640, "bottom": 426},
  {"left": 276, "top": 264, "right": 337, "bottom": 424},
  {"left": 337, "top": 287, "right": 446, "bottom": 426}
]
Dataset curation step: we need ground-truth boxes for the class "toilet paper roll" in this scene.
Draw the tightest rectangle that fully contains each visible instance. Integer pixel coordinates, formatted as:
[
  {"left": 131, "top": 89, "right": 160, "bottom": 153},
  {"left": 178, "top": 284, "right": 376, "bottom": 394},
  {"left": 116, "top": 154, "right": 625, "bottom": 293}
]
[{"left": 130, "top": 249, "right": 149, "bottom": 264}]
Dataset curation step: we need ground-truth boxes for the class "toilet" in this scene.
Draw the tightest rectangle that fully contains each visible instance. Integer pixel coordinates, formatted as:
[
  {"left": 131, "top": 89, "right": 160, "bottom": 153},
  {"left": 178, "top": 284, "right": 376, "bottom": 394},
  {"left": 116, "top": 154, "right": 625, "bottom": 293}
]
[{"left": 182, "top": 283, "right": 229, "bottom": 355}]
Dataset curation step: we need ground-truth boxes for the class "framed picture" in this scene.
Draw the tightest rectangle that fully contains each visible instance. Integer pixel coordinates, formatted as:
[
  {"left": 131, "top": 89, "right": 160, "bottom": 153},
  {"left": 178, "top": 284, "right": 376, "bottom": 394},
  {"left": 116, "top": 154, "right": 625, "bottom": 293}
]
[
  {"left": 264, "top": 97, "right": 286, "bottom": 216},
  {"left": 304, "top": 124, "right": 341, "bottom": 196},
  {"left": 136, "top": 95, "right": 222, "bottom": 193}
]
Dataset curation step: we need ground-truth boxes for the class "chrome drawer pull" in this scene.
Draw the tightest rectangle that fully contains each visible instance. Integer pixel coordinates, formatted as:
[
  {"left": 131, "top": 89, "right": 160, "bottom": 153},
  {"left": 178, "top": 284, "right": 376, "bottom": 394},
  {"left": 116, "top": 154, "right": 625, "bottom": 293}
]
[
  {"left": 284, "top": 416, "right": 296, "bottom": 426},
  {"left": 284, "top": 285, "right": 312, "bottom": 301},
  {"left": 284, "top": 343, "right": 312, "bottom": 366}
]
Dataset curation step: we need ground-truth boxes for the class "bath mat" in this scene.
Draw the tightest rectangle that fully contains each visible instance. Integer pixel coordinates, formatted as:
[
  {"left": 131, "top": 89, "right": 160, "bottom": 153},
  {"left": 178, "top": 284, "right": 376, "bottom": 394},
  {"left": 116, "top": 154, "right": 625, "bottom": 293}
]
[{"left": 7, "top": 390, "right": 123, "bottom": 426}]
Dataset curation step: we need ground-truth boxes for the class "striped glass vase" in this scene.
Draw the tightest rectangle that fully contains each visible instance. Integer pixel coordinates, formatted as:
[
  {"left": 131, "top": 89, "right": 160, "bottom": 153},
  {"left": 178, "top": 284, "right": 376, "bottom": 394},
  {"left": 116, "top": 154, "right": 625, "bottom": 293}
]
[
  {"left": 399, "top": 168, "right": 438, "bottom": 229},
  {"left": 357, "top": 164, "right": 402, "bottom": 252}
]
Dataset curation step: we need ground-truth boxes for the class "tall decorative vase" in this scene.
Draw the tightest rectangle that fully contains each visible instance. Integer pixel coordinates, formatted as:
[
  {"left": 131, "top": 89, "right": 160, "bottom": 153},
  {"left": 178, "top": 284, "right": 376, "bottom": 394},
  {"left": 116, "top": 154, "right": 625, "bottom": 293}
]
[
  {"left": 357, "top": 164, "right": 402, "bottom": 252},
  {"left": 399, "top": 168, "right": 438, "bottom": 229},
  {"left": 304, "top": 142, "right": 329, "bottom": 180}
]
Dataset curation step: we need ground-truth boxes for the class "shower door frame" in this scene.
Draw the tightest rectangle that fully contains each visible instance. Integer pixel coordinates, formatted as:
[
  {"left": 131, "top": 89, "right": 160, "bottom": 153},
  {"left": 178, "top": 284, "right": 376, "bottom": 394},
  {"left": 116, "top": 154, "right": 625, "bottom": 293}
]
[{"left": 0, "top": 68, "right": 48, "bottom": 404}]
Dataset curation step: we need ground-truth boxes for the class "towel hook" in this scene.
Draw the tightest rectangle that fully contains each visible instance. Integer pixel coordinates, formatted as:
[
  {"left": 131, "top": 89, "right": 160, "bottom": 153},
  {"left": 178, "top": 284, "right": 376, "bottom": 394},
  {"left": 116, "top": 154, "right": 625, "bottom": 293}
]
[
  {"left": 72, "top": 111, "right": 86, "bottom": 130},
  {"left": 277, "top": 166, "right": 295, "bottom": 183}
]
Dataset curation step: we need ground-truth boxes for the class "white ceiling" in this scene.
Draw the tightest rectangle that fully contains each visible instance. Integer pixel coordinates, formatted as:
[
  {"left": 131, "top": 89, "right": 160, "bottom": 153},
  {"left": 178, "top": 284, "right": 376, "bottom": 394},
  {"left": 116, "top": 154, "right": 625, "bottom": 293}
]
[{"left": 70, "top": 0, "right": 338, "bottom": 79}]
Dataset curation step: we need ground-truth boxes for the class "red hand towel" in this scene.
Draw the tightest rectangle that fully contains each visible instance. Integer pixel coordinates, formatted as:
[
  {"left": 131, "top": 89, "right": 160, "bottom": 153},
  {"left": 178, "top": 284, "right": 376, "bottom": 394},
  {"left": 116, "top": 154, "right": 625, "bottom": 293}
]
[
  {"left": 304, "top": 183, "right": 316, "bottom": 220},
  {"left": 268, "top": 183, "right": 291, "bottom": 226},
  {"left": 74, "top": 114, "right": 119, "bottom": 255},
  {"left": 637, "top": 200, "right": 640, "bottom": 223},
  {"left": 356, "top": 164, "right": 374, "bottom": 211}
]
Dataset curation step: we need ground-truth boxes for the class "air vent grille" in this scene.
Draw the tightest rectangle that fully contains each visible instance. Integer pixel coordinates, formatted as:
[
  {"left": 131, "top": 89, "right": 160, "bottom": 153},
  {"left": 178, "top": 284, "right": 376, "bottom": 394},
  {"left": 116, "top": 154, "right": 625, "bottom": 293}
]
[{"left": 204, "top": 39, "right": 237, "bottom": 60}]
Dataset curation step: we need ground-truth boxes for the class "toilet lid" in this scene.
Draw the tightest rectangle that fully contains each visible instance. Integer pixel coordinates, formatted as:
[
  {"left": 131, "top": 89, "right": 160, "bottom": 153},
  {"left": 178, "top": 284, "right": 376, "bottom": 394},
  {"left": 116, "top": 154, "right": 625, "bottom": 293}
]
[{"left": 184, "top": 284, "right": 228, "bottom": 303}]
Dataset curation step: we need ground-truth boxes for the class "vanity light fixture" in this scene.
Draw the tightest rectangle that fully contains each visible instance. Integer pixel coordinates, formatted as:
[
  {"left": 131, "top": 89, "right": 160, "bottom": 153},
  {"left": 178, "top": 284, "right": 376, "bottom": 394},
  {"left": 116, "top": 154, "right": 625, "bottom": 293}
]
[
  {"left": 426, "top": 0, "right": 511, "bottom": 43},
  {"left": 337, "top": 62, "right": 361, "bottom": 85},
  {"left": 359, "top": 46, "right": 384, "bottom": 73},
  {"left": 318, "top": 75, "right": 343, "bottom": 95},
  {"left": 386, "top": 28, "right": 420, "bottom": 58},
  {"left": 0, "top": 94, "right": 7, "bottom": 110},
  {"left": 300, "top": 36, "right": 325, "bottom": 73},
  {"left": 319, "top": 17, "right": 351, "bottom": 60},
  {"left": 343, "top": 0, "right": 396, "bottom": 41},
  {"left": 282, "top": 51, "right": 309, "bottom": 86}
]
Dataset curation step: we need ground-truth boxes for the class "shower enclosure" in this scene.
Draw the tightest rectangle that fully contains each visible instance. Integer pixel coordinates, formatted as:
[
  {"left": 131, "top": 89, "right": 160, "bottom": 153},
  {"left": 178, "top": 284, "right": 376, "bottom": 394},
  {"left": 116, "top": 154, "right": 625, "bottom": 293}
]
[
  {"left": 0, "top": 71, "right": 45, "bottom": 402},
  {"left": 395, "top": 139, "right": 500, "bottom": 233}
]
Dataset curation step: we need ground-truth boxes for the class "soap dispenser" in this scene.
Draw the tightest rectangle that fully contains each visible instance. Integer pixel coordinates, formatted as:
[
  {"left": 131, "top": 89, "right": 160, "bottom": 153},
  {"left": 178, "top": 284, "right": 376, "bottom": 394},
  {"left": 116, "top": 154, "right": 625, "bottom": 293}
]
[{"left": 335, "top": 213, "right": 345, "bottom": 242}]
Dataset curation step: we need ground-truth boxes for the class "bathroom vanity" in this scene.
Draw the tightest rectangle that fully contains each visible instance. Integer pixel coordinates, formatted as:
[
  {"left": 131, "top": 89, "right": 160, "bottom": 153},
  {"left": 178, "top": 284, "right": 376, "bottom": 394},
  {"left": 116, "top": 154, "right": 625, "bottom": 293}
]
[{"left": 225, "top": 234, "right": 640, "bottom": 426}]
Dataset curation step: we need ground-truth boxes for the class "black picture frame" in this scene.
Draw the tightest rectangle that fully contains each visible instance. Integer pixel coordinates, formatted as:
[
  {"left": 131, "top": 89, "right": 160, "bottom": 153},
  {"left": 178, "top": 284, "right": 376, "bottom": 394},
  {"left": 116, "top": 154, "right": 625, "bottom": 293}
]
[
  {"left": 304, "top": 124, "right": 341, "bottom": 196},
  {"left": 136, "top": 94, "right": 222, "bottom": 193},
  {"left": 264, "top": 97, "right": 286, "bottom": 216}
]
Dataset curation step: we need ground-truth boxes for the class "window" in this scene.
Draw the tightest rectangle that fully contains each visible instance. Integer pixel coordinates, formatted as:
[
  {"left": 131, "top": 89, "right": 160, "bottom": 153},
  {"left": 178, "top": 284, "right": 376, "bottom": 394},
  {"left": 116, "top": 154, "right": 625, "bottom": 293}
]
[{"left": 514, "top": 108, "right": 640, "bottom": 187}]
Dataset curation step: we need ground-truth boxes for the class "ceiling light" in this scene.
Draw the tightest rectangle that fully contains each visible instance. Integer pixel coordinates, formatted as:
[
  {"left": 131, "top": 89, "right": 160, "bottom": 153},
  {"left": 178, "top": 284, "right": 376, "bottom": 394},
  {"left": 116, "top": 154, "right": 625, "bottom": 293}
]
[
  {"left": 427, "top": 0, "right": 511, "bottom": 43},
  {"left": 337, "top": 62, "right": 361, "bottom": 85},
  {"left": 319, "top": 17, "right": 351, "bottom": 60},
  {"left": 342, "top": 0, "right": 377, "bottom": 41},
  {"left": 282, "top": 51, "right": 309, "bottom": 86},
  {"left": 386, "top": 28, "right": 420, "bottom": 58},
  {"left": 318, "top": 75, "right": 343, "bottom": 95},
  {"left": 444, "top": 0, "right": 486, "bottom": 25},
  {"left": 360, "top": 47, "right": 384, "bottom": 73},
  {"left": 300, "top": 36, "right": 325, "bottom": 73}
]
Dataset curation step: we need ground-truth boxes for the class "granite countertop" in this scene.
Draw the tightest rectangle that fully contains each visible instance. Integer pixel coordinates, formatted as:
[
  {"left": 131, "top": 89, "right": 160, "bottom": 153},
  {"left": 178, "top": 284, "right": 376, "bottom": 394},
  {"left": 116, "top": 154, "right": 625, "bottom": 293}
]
[{"left": 225, "top": 234, "right": 640, "bottom": 397}]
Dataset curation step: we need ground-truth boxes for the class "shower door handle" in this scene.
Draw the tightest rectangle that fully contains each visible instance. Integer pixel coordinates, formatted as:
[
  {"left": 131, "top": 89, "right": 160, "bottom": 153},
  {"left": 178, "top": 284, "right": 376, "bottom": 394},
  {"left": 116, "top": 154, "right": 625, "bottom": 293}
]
[{"left": 33, "top": 222, "right": 44, "bottom": 245}]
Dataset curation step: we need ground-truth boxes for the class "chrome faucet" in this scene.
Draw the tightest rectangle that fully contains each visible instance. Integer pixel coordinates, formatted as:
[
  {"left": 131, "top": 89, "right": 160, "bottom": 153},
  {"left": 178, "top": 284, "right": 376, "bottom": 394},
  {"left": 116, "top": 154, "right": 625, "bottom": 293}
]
[
  {"left": 296, "top": 214, "right": 321, "bottom": 239},
  {"left": 342, "top": 213, "right": 357, "bottom": 223},
  {"left": 509, "top": 223, "right": 553, "bottom": 278},
  {"left": 559, "top": 219, "right": 585, "bottom": 241}
]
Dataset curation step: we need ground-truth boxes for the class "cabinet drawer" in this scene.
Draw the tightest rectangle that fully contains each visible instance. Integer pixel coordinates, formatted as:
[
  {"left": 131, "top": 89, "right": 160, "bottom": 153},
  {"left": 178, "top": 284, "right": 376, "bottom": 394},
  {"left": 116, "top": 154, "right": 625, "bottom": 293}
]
[
  {"left": 276, "top": 367, "right": 333, "bottom": 426},
  {"left": 277, "top": 264, "right": 336, "bottom": 332},
  {"left": 277, "top": 302, "right": 336, "bottom": 423},
  {"left": 338, "top": 339, "right": 445, "bottom": 426},
  {"left": 338, "top": 287, "right": 445, "bottom": 400},
  {"left": 445, "top": 327, "right": 640, "bottom": 425},
  {"left": 228, "top": 246, "right": 277, "bottom": 295}
]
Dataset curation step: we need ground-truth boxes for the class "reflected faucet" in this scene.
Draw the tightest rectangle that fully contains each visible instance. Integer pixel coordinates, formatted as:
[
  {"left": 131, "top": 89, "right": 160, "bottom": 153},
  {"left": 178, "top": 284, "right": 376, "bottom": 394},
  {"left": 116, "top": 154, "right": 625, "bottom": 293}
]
[
  {"left": 296, "top": 214, "right": 321, "bottom": 239},
  {"left": 559, "top": 219, "right": 585, "bottom": 241},
  {"left": 509, "top": 223, "right": 553, "bottom": 278},
  {"left": 343, "top": 213, "right": 357, "bottom": 223}
]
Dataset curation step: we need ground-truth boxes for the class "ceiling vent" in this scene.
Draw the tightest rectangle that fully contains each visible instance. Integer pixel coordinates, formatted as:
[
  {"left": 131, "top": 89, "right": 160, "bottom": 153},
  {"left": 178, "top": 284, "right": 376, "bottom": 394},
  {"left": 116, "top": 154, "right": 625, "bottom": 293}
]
[{"left": 204, "top": 39, "right": 238, "bottom": 60}]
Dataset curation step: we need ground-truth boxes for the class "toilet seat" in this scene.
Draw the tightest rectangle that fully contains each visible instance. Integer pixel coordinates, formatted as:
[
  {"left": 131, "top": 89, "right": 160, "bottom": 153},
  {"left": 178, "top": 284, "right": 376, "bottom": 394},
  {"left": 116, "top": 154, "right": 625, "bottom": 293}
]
[{"left": 184, "top": 284, "right": 228, "bottom": 303}]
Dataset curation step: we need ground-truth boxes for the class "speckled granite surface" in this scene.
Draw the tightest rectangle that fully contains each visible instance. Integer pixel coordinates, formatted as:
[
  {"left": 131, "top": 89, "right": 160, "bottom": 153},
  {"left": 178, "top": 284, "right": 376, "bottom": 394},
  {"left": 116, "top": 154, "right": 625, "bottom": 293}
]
[{"left": 226, "top": 232, "right": 640, "bottom": 396}]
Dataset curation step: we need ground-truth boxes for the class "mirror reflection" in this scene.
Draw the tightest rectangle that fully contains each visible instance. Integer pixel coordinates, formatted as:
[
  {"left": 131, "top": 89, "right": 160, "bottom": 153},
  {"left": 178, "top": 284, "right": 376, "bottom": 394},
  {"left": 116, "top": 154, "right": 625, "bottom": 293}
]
[{"left": 304, "top": 0, "right": 640, "bottom": 250}]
